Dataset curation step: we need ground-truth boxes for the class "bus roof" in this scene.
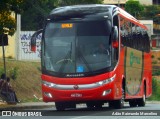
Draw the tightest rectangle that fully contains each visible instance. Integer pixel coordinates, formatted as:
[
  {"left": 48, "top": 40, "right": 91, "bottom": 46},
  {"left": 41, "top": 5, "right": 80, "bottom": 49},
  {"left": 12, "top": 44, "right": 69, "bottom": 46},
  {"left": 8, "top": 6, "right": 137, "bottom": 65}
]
[
  {"left": 50, "top": 4, "right": 115, "bottom": 16},
  {"left": 49, "top": 4, "right": 147, "bottom": 30}
]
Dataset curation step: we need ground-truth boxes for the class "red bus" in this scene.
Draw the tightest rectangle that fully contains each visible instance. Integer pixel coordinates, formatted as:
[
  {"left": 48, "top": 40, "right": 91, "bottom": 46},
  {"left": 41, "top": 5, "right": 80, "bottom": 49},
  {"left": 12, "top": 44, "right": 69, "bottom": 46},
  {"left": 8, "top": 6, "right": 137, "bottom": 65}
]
[{"left": 31, "top": 5, "right": 152, "bottom": 110}]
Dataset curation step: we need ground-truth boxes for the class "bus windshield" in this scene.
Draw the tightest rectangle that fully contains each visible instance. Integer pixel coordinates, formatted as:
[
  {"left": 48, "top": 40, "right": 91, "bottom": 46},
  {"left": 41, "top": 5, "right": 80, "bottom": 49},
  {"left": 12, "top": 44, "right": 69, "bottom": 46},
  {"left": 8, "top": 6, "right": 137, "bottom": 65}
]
[{"left": 43, "top": 20, "right": 112, "bottom": 75}]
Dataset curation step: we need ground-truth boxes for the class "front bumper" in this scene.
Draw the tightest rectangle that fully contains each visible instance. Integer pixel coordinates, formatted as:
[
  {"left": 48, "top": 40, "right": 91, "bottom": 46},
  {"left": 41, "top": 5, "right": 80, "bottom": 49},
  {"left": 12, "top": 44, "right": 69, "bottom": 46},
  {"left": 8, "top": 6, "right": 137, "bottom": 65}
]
[{"left": 42, "top": 76, "right": 116, "bottom": 102}]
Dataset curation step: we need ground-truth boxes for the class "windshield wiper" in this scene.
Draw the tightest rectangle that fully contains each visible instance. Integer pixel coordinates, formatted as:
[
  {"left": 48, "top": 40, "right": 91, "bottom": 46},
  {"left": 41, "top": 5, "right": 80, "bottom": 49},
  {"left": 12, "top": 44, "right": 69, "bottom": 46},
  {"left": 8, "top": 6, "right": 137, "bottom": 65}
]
[
  {"left": 58, "top": 43, "right": 72, "bottom": 73},
  {"left": 77, "top": 47, "right": 92, "bottom": 72}
]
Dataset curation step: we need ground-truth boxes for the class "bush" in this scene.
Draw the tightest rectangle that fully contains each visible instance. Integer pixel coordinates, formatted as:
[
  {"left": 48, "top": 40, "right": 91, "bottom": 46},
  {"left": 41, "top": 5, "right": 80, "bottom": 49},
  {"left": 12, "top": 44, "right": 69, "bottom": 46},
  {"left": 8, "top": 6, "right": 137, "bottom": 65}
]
[
  {"left": 152, "top": 69, "right": 160, "bottom": 76},
  {"left": 0, "top": 67, "right": 19, "bottom": 80},
  {"left": 148, "top": 78, "right": 160, "bottom": 101},
  {"left": 152, "top": 61, "right": 157, "bottom": 64},
  {"left": 8, "top": 67, "right": 19, "bottom": 80}
]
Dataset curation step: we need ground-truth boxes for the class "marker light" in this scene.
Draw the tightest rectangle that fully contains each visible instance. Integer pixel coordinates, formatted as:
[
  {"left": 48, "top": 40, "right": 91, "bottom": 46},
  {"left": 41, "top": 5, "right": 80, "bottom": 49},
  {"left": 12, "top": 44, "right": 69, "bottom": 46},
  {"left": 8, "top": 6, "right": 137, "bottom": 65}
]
[
  {"left": 44, "top": 92, "right": 53, "bottom": 98},
  {"left": 102, "top": 89, "right": 111, "bottom": 96}
]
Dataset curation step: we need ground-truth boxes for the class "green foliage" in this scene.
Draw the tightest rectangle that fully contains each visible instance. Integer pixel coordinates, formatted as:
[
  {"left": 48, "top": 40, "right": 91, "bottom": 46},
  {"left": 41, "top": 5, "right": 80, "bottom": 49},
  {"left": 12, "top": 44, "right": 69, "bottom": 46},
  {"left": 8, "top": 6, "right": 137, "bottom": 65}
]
[
  {"left": 140, "top": 5, "right": 160, "bottom": 34},
  {"left": 59, "top": 0, "right": 103, "bottom": 6},
  {"left": 154, "top": 69, "right": 160, "bottom": 76},
  {"left": 125, "top": 0, "right": 144, "bottom": 18},
  {"left": 0, "top": 0, "right": 23, "bottom": 36},
  {"left": 0, "top": 67, "right": 19, "bottom": 80},
  {"left": 151, "top": 55, "right": 155, "bottom": 58},
  {"left": 21, "top": 0, "right": 59, "bottom": 30},
  {"left": 152, "top": 61, "right": 157, "bottom": 64},
  {"left": 0, "top": 68, "right": 4, "bottom": 76},
  {"left": 21, "top": 0, "right": 103, "bottom": 30},
  {"left": 152, "top": 69, "right": 160, "bottom": 76},
  {"left": 9, "top": 67, "right": 19, "bottom": 80},
  {"left": 141, "top": 5, "right": 160, "bottom": 24},
  {"left": 152, "top": 78, "right": 158, "bottom": 94},
  {"left": 148, "top": 78, "right": 160, "bottom": 100}
]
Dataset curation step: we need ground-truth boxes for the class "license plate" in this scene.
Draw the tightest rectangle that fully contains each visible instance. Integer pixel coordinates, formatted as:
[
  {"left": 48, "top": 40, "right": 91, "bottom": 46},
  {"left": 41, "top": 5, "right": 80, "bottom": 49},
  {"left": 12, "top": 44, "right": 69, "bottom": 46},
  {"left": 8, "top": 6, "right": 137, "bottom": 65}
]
[{"left": 71, "top": 93, "right": 82, "bottom": 97}]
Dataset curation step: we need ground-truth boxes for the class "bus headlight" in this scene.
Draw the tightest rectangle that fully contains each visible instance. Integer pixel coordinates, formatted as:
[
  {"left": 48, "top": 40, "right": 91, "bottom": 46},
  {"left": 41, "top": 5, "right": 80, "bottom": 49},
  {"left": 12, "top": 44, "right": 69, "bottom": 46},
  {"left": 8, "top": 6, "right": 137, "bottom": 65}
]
[
  {"left": 97, "top": 74, "right": 116, "bottom": 86},
  {"left": 42, "top": 81, "right": 56, "bottom": 88}
]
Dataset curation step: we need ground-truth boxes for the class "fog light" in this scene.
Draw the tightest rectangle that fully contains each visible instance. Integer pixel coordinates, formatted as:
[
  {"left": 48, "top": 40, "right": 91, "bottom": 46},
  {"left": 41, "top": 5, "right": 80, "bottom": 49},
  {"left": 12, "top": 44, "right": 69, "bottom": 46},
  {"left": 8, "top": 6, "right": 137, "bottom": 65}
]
[
  {"left": 44, "top": 92, "right": 53, "bottom": 98},
  {"left": 102, "top": 89, "right": 111, "bottom": 96}
]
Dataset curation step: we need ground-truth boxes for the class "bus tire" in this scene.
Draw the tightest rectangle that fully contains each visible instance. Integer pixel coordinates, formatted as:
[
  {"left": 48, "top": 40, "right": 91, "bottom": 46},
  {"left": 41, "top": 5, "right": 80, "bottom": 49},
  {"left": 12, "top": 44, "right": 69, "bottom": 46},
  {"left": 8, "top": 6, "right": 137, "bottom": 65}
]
[
  {"left": 114, "top": 88, "right": 125, "bottom": 109},
  {"left": 138, "top": 85, "right": 146, "bottom": 107},
  {"left": 95, "top": 103, "right": 103, "bottom": 109},
  {"left": 55, "top": 102, "right": 66, "bottom": 111},
  {"left": 129, "top": 100, "right": 137, "bottom": 107},
  {"left": 108, "top": 101, "right": 114, "bottom": 108},
  {"left": 86, "top": 102, "right": 95, "bottom": 108}
]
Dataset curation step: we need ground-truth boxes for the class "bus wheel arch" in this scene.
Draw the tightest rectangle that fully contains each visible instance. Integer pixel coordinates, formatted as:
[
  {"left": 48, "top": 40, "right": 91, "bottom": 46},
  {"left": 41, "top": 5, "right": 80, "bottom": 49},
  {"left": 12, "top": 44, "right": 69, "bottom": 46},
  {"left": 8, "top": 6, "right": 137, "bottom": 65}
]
[
  {"left": 138, "top": 80, "right": 146, "bottom": 107},
  {"left": 112, "top": 78, "right": 125, "bottom": 109}
]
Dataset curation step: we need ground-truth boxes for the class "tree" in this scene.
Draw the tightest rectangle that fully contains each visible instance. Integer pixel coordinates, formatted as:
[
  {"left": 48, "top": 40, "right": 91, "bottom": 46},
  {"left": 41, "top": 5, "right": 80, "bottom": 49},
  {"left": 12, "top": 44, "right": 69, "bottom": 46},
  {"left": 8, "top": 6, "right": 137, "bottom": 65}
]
[
  {"left": 59, "top": 0, "right": 103, "bottom": 6},
  {"left": 0, "top": 0, "right": 23, "bottom": 36},
  {"left": 21, "top": 0, "right": 103, "bottom": 30},
  {"left": 125, "top": 0, "right": 144, "bottom": 19},
  {"left": 21, "top": 0, "right": 59, "bottom": 30},
  {"left": 141, "top": 5, "right": 160, "bottom": 23}
]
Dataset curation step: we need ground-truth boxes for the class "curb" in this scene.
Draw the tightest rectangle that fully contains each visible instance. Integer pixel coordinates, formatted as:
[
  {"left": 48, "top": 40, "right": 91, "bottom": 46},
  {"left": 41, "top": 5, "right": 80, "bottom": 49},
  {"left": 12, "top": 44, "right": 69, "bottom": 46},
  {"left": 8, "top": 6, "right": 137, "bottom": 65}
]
[
  {"left": 0, "top": 101, "right": 160, "bottom": 110},
  {"left": 0, "top": 102, "right": 55, "bottom": 110}
]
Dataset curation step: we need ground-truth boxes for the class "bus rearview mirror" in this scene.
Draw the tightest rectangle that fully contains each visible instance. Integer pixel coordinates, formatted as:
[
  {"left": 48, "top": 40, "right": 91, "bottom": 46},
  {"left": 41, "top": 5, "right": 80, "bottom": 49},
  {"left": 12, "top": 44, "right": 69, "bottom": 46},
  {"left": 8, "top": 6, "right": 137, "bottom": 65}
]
[
  {"left": 31, "top": 29, "right": 43, "bottom": 52},
  {"left": 112, "top": 26, "right": 118, "bottom": 41}
]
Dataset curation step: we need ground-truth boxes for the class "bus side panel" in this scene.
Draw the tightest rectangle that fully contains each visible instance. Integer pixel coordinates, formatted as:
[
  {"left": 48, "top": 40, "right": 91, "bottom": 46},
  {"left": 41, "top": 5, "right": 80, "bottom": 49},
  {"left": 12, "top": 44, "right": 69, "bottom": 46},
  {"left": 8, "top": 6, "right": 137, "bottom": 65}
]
[
  {"left": 124, "top": 47, "right": 144, "bottom": 99},
  {"left": 143, "top": 52, "right": 152, "bottom": 98}
]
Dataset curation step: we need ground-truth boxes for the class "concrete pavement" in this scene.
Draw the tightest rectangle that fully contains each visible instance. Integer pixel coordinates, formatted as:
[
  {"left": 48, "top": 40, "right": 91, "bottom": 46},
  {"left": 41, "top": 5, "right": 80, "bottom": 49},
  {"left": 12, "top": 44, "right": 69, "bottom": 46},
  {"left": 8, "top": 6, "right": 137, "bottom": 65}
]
[
  {"left": 0, "top": 102, "right": 55, "bottom": 110},
  {"left": 0, "top": 101, "right": 160, "bottom": 110}
]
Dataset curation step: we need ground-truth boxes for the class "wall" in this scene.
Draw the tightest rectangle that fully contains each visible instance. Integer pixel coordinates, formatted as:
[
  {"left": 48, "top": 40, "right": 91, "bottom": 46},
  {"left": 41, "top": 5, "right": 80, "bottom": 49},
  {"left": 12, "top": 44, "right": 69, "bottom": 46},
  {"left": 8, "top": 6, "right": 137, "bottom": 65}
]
[
  {"left": 18, "top": 31, "right": 41, "bottom": 61},
  {"left": 138, "top": 0, "right": 153, "bottom": 5},
  {"left": 103, "top": 0, "right": 127, "bottom": 4},
  {"left": 139, "top": 20, "right": 153, "bottom": 38},
  {"left": 0, "top": 33, "right": 16, "bottom": 59},
  {"left": 103, "top": 0, "right": 153, "bottom": 5},
  {"left": 0, "top": 12, "right": 16, "bottom": 59}
]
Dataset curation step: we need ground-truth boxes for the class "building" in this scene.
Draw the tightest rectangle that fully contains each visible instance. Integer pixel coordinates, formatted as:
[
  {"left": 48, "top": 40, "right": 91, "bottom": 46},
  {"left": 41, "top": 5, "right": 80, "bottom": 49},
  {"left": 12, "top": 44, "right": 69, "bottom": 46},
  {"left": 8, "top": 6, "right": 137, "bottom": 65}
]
[
  {"left": 103, "top": 0, "right": 127, "bottom": 5},
  {"left": 138, "top": 0, "right": 153, "bottom": 5},
  {"left": 103, "top": 0, "right": 127, "bottom": 7},
  {"left": 103, "top": 0, "right": 153, "bottom": 6}
]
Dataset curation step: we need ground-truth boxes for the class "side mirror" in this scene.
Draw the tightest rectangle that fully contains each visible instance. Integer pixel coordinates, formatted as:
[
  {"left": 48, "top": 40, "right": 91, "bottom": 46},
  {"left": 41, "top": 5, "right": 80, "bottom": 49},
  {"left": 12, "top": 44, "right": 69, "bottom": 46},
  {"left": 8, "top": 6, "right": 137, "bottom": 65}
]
[
  {"left": 31, "top": 29, "right": 43, "bottom": 52},
  {"left": 112, "top": 26, "right": 118, "bottom": 41},
  {"left": 112, "top": 26, "right": 119, "bottom": 48}
]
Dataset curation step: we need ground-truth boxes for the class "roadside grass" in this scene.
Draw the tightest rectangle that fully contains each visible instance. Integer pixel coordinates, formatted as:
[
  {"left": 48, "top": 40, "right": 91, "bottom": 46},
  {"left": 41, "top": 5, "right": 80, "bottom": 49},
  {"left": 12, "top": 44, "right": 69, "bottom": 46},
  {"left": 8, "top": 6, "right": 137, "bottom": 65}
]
[
  {"left": 147, "top": 77, "right": 160, "bottom": 101},
  {"left": 0, "top": 59, "right": 42, "bottom": 102}
]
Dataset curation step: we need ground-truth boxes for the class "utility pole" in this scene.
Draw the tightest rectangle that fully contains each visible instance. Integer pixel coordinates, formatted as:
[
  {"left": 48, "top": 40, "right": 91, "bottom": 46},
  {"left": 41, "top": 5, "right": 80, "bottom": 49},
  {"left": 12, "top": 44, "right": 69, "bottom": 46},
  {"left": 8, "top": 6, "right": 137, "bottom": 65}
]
[{"left": 0, "top": 34, "right": 7, "bottom": 77}]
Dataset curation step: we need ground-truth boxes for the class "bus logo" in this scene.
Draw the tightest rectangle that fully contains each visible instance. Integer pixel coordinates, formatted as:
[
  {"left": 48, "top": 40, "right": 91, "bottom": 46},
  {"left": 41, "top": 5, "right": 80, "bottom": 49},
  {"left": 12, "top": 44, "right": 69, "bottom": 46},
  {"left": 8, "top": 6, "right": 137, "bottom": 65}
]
[
  {"left": 130, "top": 51, "right": 141, "bottom": 67},
  {"left": 73, "top": 85, "right": 79, "bottom": 90}
]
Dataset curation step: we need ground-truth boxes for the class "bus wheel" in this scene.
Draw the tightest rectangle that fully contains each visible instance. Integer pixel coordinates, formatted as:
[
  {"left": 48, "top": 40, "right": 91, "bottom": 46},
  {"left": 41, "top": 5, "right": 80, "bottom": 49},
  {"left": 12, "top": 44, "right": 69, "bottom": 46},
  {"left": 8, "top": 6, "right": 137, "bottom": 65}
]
[
  {"left": 129, "top": 100, "right": 137, "bottom": 107},
  {"left": 138, "top": 85, "right": 146, "bottom": 107},
  {"left": 108, "top": 101, "right": 114, "bottom": 108},
  {"left": 95, "top": 103, "right": 103, "bottom": 109},
  {"left": 114, "top": 88, "right": 125, "bottom": 109},
  {"left": 86, "top": 102, "right": 95, "bottom": 108},
  {"left": 55, "top": 102, "right": 65, "bottom": 111}
]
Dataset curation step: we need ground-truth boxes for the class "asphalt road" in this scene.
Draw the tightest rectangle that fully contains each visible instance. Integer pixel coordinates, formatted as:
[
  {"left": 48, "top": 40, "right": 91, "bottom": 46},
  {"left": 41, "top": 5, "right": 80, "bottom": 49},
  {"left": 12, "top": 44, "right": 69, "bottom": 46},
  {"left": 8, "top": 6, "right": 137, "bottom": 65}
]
[{"left": 0, "top": 103, "right": 160, "bottom": 119}]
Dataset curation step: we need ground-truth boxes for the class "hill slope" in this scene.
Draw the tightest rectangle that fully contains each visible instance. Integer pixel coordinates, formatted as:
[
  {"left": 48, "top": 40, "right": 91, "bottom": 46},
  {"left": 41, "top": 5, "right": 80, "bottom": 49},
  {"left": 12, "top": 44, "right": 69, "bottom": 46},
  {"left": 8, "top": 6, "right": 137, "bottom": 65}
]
[{"left": 0, "top": 59, "right": 42, "bottom": 102}]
